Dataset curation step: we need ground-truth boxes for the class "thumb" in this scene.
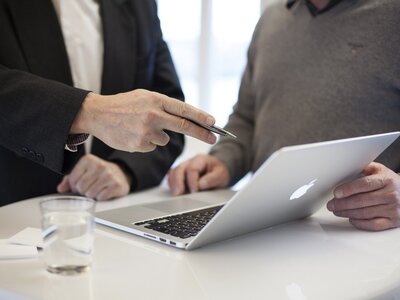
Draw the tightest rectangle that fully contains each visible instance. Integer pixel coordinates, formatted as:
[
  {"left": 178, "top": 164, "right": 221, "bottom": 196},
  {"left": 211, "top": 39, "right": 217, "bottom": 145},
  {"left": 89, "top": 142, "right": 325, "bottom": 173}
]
[
  {"left": 57, "top": 176, "right": 71, "bottom": 193},
  {"left": 362, "top": 162, "right": 381, "bottom": 176}
]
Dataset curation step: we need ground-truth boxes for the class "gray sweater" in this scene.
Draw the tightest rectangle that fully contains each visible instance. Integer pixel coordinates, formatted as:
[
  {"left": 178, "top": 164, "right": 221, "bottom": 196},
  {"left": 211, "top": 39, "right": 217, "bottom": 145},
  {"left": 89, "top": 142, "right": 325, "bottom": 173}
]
[{"left": 210, "top": 0, "right": 400, "bottom": 185}]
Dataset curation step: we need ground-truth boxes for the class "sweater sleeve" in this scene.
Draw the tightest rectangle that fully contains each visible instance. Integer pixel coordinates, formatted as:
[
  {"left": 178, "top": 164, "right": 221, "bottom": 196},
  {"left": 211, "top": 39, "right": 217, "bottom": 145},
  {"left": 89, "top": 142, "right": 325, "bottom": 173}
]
[{"left": 209, "top": 18, "right": 264, "bottom": 186}]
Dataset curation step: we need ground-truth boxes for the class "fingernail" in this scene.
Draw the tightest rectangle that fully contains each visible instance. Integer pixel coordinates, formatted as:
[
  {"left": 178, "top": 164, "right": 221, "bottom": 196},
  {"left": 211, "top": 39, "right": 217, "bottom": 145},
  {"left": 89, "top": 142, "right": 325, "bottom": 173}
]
[
  {"left": 327, "top": 201, "right": 334, "bottom": 211},
  {"left": 173, "top": 188, "right": 179, "bottom": 196},
  {"left": 206, "top": 116, "right": 215, "bottom": 126},
  {"left": 334, "top": 189, "right": 344, "bottom": 198}
]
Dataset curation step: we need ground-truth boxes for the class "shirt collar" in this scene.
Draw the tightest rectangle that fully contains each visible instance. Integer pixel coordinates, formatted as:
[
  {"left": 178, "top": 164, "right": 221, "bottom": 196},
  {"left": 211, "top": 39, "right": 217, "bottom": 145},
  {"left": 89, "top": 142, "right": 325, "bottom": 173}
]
[{"left": 286, "top": 0, "right": 343, "bottom": 15}]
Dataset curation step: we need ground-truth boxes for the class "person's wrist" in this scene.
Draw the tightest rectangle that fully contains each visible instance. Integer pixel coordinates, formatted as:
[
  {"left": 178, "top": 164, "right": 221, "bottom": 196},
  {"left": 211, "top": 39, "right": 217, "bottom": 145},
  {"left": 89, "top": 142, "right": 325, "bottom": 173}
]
[{"left": 70, "top": 92, "right": 100, "bottom": 135}]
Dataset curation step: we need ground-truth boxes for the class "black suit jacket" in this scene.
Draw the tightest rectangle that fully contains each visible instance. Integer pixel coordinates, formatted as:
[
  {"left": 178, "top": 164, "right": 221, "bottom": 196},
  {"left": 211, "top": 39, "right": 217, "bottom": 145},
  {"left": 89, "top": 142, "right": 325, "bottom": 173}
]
[{"left": 0, "top": 0, "right": 184, "bottom": 205}]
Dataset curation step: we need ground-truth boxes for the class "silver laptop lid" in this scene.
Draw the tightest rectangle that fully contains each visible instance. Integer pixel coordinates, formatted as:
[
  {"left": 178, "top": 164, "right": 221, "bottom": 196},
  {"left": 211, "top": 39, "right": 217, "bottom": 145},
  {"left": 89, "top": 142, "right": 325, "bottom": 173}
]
[{"left": 187, "top": 132, "right": 400, "bottom": 249}]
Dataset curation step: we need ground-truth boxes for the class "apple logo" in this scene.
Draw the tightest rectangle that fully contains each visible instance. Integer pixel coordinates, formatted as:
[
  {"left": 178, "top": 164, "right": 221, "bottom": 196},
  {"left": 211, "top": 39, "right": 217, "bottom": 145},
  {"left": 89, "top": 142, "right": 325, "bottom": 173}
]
[{"left": 289, "top": 179, "right": 317, "bottom": 201}]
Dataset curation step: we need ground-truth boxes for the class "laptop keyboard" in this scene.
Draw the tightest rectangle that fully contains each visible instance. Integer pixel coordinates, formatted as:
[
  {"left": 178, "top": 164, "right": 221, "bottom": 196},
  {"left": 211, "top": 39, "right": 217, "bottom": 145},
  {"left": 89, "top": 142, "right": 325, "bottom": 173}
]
[{"left": 134, "top": 205, "right": 223, "bottom": 239}]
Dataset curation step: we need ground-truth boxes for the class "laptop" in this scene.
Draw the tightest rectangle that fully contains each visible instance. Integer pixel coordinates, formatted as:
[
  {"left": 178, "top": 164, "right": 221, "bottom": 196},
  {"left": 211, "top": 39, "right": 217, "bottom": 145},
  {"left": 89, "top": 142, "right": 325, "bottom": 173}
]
[{"left": 95, "top": 131, "right": 400, "bottom": 250}]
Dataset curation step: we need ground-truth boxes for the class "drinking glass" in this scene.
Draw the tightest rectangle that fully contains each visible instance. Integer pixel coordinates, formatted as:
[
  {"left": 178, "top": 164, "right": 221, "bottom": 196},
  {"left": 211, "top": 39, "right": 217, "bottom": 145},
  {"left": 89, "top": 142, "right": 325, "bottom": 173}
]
[{"left": 40, "top": 196, "right": 95, "bottom": 275}]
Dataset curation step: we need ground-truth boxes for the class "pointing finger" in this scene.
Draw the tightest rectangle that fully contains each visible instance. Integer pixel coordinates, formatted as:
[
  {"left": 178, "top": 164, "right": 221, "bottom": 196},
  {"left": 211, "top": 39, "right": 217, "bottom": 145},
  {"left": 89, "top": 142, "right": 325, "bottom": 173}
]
[
  {"left": 160, "top": 95, "right": 215, "bottom": 127},
  {"left": 157, "top": 112, "right": 216, "bottom": 144}
]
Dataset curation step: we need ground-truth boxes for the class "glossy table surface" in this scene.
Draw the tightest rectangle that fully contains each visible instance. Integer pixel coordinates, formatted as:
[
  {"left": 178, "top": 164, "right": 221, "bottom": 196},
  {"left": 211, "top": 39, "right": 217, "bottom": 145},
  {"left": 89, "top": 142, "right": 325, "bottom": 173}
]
[{"left": 1, "top": 186, "right": 400, "bottom": 300}]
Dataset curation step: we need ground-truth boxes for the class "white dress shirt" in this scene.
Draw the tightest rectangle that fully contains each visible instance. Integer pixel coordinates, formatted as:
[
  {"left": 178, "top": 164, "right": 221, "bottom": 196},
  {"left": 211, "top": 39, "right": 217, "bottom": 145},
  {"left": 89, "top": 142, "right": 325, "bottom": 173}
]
[{"left": 52, "top": 0, "right": 104, "bottom": 153}]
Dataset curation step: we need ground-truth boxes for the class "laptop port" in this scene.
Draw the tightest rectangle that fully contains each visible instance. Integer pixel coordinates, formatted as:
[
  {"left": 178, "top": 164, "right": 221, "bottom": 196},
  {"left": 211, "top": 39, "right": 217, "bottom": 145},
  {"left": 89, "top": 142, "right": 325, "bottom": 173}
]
[
  {"left": 160, "top": 238, "right": 166, "bottom": 243},
  {"left": 170, "top": 241, "right": 176, "bottom": 246},
  {"left": 144, "top": 233, "right": 156, "bottom": 239}
]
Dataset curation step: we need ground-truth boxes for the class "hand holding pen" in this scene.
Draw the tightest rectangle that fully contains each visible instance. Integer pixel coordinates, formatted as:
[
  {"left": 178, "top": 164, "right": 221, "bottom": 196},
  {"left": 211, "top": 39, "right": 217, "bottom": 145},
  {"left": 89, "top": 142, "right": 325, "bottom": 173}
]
[{"left": 71, "top": 89, "right": 236, "bottom": 154}]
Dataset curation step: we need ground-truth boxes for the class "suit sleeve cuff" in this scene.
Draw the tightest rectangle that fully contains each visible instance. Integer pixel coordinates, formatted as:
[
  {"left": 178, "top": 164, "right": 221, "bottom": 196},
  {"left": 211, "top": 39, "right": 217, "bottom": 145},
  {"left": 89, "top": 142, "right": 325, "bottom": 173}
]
[{"left": 65, "top": 134, "right": 89, "bottom": 152}]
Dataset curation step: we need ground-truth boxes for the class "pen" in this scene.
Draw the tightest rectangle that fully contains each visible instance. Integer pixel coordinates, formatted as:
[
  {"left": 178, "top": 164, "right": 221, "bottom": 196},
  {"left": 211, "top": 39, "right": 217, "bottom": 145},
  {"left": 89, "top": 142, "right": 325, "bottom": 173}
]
[{"left": 194, "top": 122, "right": 237, "bottom": 139}]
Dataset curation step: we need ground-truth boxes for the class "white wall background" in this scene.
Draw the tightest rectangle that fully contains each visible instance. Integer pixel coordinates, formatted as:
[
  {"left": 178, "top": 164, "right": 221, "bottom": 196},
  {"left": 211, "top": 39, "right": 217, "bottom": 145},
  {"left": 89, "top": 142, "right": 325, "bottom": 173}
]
[
  {"left": 158, "top": 0, "right": 263, "bottom": 166},
  {"left": 158, "top": 0, "right": 262, "bottom": 125}
]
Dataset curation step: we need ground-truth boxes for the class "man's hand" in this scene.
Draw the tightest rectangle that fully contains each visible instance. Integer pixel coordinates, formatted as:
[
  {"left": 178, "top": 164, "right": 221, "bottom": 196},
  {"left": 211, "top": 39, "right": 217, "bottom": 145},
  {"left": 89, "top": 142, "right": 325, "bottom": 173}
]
[
  {"left": 327, "top": 162, "right": 400, "bottom": 231},
  {"left": 168, "top": 154, "right": 230, "bottom": 196},
  {"left": 57, "top": 154, "right": 131, "bottom": 201},
  {"left": 71, "top": 89, "right": 217, "bottom": 152}
]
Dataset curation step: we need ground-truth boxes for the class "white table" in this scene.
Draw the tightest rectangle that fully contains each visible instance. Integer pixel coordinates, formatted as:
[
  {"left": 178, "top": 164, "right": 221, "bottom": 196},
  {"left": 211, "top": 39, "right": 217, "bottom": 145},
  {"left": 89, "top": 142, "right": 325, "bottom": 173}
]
[{"left": 1, "top": 187, "right": 400, "bottom": 300}]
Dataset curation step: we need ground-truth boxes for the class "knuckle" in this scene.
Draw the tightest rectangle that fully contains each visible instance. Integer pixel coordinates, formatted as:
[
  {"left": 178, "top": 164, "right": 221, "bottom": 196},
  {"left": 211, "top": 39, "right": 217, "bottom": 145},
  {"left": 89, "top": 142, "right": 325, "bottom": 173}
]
[
  {"left": 86, "top": 154, "right": 96, "bottom": 161},
  {"left": 388, "top": 203, "right": 400, "bottom": 219},
  {"left": 126, "top": 145, "right": 135, "bottom": 153},
  {"left": 132, "top": 88, "right": 147, "bottom": 100},
  {"left": 142, "top": 128, "right": 153, "bottom": 138},
  {"left": 195, "top": 154, "right": 208, "bottom": 160},
  {"left": 131, "top": 89, "right": 141, "bottom": 96},
  {"left": 179, "top": 103, "right": 188, "bottom": 117},
  {"left": 110, "top": 182, "right": 119, "bottom": 189},
  {"left": 137, "top": 88, "right": 146, "bottom": 95},
  {"left": 69, "top": 176, "right": 77, "bottom": 187},
  {"left": 362, "top": 205, "right": 376, "bottom": 219},
  {"left": 179, "top": 118, "right": 191, "bottom": 131},
  {"left": 136, "top": 125, "right": 149, "bottom": 137},
  {"left": 106, "top": 184, "right": 115, "bottom": 192},
  {"left": 128, "top": 139, "right": 140, "bottom": 151},
  {"left": 378, "top": 177, "right": 386, "bottom": 187},
  {"left": 187, "top": 161, "right": 202, "bottom": 173},
  {"left": 385, "top": 176, "right": 397, "bottom": 187},
  {"left": 142, "top": 111, "right": 158, "bottom": 125},
  {"left": 387, "top": 190, "right": 400, "bottom": 203},
  {"left": 196, "top": 111, "right": 207, "bottom": 124},
  {"left": 76, "top": 182, "right": 85, "bottom": 192},
  {"left": 151, "top": 92, "right": 162, "bottom": 104},
  {"left": 174, "top": 165, "right": 185, "bottom": 176},
  {"left": 104, "top": 172, "right": 113, "bottom": 181},
  {"left": 360, "top": 207, "right": 369, "bottom": 219},
  {"left": 363, "top": 177, "right": 373, "bottom": 188},
  {"left": 200, "top": 128, "right": 210, "bottom": 140},
  {"left": 136, "top": 137, "right": 149, "bottom": 149},
  {"left": 92, "top": 162, "right": 103, "bottom": 172},
  {"left": 355, "top": 194, "right": 368, "bottom": 209},
  {"left": 186, "top": 165, "right": 199, "bottom": 173}
]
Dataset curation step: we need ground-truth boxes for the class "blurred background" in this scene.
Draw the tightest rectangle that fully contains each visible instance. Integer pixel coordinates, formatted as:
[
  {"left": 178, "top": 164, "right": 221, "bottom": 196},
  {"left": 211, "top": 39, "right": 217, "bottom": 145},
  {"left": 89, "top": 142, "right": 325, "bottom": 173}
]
[
  {"left": 158, "top": 0, "right": 268, "bottom": 124},
  {"left": 158, "top": 0, "right": 268, "bottom": 163}
]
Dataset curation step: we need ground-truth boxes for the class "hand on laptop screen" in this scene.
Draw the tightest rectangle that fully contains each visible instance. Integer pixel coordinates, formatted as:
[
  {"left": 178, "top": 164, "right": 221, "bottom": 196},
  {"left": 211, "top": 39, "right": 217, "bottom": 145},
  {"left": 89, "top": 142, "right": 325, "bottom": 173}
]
[
  {"left": 327, "top": 162, "right": 400, "bottom": 231},
  {"left": 168, "top": 154, "right": 230, "bottom": 196}
]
